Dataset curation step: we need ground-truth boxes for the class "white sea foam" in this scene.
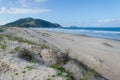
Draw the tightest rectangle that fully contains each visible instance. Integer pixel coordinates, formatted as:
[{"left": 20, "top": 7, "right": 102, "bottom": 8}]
[{"left": 31, "top": 28, "right": 120, "bottom": 40}]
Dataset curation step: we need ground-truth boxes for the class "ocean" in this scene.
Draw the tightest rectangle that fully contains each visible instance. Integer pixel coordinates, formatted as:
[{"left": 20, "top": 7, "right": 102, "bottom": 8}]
[{"left": 32, "top": 27, "right": 120, "bottom": 41}]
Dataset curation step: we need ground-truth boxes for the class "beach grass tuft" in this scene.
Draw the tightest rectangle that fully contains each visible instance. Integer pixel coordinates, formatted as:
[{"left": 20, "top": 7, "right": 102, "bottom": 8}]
[{"left": 103, "top": 42, "right": 113, "bottom": 47}]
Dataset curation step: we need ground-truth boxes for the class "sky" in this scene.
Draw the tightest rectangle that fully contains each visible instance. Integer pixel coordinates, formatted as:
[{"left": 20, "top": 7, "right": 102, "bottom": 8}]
[{"left": 0, "top": 0, "right": 120, "bottom": 27}]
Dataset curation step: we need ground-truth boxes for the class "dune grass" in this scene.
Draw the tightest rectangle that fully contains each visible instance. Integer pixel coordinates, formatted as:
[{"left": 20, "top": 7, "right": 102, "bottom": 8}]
[
  {"left": 5, "top": 35, "right": 36, "bottom": 44},
  {"left": 0, "top": 27, "right": 4, "bottom": 32},
  {"left": 0, "top": 34, "right": 7, "bottom": 50},
  {"left": 103, "top": 42, "right": 113, "bottom": 47}
]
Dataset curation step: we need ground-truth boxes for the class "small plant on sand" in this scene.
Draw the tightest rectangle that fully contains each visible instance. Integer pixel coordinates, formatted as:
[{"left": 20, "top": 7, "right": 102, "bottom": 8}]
[
  {"left": 0, "top": 27, "right": 4, "bottom": 32},
  {"left": 18, "top": 49, "right": 35, "bottom": 62},
  {"left": 40, "top": 43, "right": 49, "bottom": 49},
  {"left": 30, "top": 59, "right": 36, "bottom": 64},
  {"left": 42, "top": 32, "right": 51, "bottom": 37},
  {"left": 57, "top": 66, "right": 66, "bottom": 76},
  {"left": 82, "top": 67, "right": 100, "bottom": 80},
  {"left": 0, "top": 40, "right": 7, "bottom": 50},
  {"left": 103, "top": 42, "right": 113, "bottom": 47},
  {"left": 22, "top": 71, "right": 26, "bottom": 73},
  {"left": 25, "top": 66, "right": 34, "bottom": 71},
  {"left": 64, "top": 49, "right": 70, "bottom": 55},
  {"left": 47, "top": 77, "right": 51, "bottom": 80},
  {"left": 14, "top": 46, "right": 20, "bottom": 51},
  {"left": 15, "top": 73, "right": 19, "bottom": 76},
  {"left": 0, "top": 34, "right": 4, "bottom": 39},
  {"left": 0, "top": 35, "right": 6, "bottom": 50},
  {"left": 1, "top": 44, "right": 7, "bottom": 50},
  {"left": 50, "top": 65, "right": 66, "bottom": 76}
]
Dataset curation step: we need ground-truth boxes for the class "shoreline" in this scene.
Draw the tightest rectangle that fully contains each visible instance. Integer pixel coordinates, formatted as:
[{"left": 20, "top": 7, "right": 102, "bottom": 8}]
[
  {"left": 31, "top": 28, "right": 120, "bottom": 41},
  {"left": 1, "top": 27, "right": 119, "bottom": 80},
  {"left": 38, "top": 29, "right": 120, "bottom": 80},
  {"left": 33, "top": 29, "right": 120, "bottom": 41},
  {"left": 0, "top": 27, "right": 109, "bottom": 80}
]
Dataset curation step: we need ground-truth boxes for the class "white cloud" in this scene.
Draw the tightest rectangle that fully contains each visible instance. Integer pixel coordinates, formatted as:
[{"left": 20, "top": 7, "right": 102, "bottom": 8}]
[
  {"left": 98, "top": 19, "right": 120, "bottom": 23},
  {"left": 0, "top": 0, "right": 51, "bottom": 14},
  {"left": 96, "top": 19, "right": 120, "bottom": 27},
  {"left": 0, "top": 7, "right": 51, "bottom": 14},
  {"left": 0, "top": 0, "right": 49, "bottom": 8},
  {"left": 0, "top": 7, "right": 5, "bottom": 13},
  {"left": 34, "top": 0, "right": 48, "bottom": 3},
  {"left": 18, "top": 0, "right": 27, "bottom": 7}
]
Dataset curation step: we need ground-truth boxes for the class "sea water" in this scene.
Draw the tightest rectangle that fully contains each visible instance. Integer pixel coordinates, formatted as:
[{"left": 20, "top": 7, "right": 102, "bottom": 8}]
[{"left": 32, "top": 27, "right": 120, "bottom": 41}]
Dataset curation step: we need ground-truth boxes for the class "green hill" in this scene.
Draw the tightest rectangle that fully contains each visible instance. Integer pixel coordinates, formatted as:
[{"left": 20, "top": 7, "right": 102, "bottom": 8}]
[{"left": 3, "top": 18, "right": 62, "bottom": 28}]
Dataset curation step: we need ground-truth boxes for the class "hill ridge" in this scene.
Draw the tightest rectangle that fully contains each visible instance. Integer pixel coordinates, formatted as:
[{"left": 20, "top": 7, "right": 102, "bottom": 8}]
[{"left": 2, "top": 17, "right": 62, "bottom": 28}]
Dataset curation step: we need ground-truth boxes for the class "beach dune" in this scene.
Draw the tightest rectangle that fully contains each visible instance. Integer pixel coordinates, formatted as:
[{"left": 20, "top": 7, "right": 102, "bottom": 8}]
[
  {"left": 39, "top": 30, "right": 120, "bottom": 80},
  {"left": 0, "top": 27, "right": 120, "bottom": 80}
]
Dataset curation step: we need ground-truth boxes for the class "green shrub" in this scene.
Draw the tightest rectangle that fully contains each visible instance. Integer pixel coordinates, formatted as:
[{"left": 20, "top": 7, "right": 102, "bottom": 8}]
[
  {"left": 0, "top": 44, "right": 7, "bottom": 50},
  {"left": 0, "top": 34, "right": 4, "bottom": 40},
  {"left": 22, "top": 71, "right": 26, "bottom": 73},
  {"left": 25, "top": 66, "right": 34, "bottom": 71},
  {"left": 14, "top": 46, "right": 20, "bottom": 51},
  {"left": 47, "top": 78, "right": 51, "bottom": 80},
  {"left": 50, "top": 65, "right": 66, "bottom": 76},
  {"left": 15, "top": 73, "right": 19, "bottom": 75},
  {"left": 0, "top": 40, "right": 7, "bottom": 50}
]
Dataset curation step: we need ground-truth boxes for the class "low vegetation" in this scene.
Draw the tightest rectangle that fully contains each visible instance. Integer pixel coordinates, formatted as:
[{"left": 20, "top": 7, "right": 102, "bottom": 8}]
[
  {"left": 0, "top": 42, "right": 7, "bottom": 50},
  {"left": 50, "top": 65, "right": 66, "bottom": 76},
  {"left": 14, "top": 46, "right": 20, "bottom": 51},
  {"left": 0, "top": 35, "right": 7, "bottom": 50},
  {"left": 42, "top": 32, "right": 51, "bottom": 37},
  {"left": 40, "top": 43, "right": 49, "bottom": 49},
  {"left": 18, "top": 49, "right": 36, "bottom": 62},
  {"left": 64, "top": 49, "right": 70, "bottom": 55},
  {"left": 5, "top": 35, "right": 36, "bottom": 45},
  {"left": 0, "top": 27, "right": 4, "bottom": 32},
  {"left": 47, "top": 77, "right": 51, "bottom": 80},
  {"left": 0, "top": 34, "right": 4, "bottom": 40},
  {"left": 25, "top": 65, "right": 34, "bottom": 71},
  {"left": 50, "top": 65, "right": 73, "bottom": 80},
  {"left": 103, "top": 42, "right": 113, "bottom": 47},
  {"left": 81, "top": 67, "right": 100, "bottom": 80},
  {"left": 22, "top": 71, "right": 26, "bottom": 73},
  {"left": 15, "top": 73, "right": 19, "bottom": 75}
]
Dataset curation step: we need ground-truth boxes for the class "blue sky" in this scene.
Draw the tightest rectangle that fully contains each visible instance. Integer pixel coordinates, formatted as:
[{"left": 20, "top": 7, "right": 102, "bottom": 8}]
[{"left": 0, "top": 0, "right": 120, "bottom": 27}]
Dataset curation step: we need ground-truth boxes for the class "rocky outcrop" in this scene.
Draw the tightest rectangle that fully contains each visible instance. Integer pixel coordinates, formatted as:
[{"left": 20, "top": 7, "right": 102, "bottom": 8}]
[{"left": 0, "top": 27, "right": 108, "bottom": 80}]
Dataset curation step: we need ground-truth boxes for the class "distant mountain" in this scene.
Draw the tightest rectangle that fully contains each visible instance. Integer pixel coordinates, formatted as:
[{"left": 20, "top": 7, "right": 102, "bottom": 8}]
[{"left": 2, "top": 17, "right": 62, "bottom": 28}]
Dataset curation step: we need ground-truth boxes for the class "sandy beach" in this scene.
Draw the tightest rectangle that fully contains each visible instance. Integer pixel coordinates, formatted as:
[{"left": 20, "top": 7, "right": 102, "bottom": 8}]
[
  {"left": 0, "top": 27, "right": 120, "bottom": 80},
  {"left": 1, "top": 0, "right": 120, "bottom": 79},
  {"left": 39, "top": 30, "right": 120, "bottom": 80}
]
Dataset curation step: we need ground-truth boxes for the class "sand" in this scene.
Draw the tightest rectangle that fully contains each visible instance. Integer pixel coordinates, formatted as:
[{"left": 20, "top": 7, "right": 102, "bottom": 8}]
[
  {"left": 1, "top": 27, "right": 119, "bottom": 80},
  {"left": 39, "top": 30, "right": 120, "bottom": 80}
]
